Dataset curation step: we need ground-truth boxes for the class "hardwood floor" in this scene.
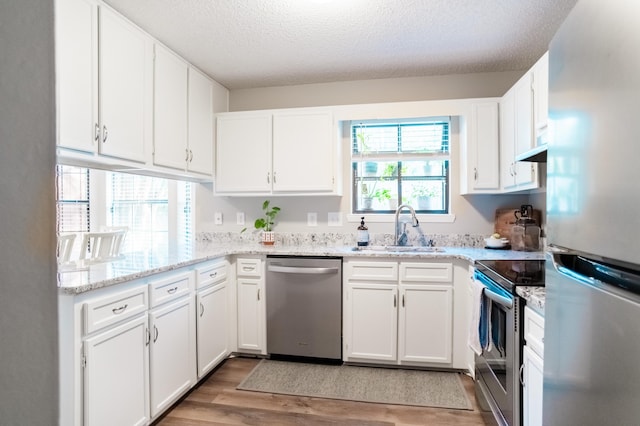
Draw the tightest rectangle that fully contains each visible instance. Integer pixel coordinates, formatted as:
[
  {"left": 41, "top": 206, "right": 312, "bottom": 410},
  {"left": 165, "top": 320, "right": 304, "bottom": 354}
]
[{"left": 155, "top": 357, "right": 489, "bottom": 426}]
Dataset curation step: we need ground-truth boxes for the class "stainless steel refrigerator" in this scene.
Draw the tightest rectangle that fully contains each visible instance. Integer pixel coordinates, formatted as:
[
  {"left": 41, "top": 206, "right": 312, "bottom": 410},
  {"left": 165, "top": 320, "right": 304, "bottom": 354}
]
[{"left": 544, "top": 0, "right": 640, "bottom": 424}]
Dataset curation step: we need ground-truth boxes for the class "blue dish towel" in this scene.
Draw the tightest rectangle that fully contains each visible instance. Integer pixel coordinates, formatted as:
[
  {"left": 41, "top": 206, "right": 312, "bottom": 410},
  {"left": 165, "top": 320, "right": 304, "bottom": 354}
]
[{"left": 469, "top": 278, "right": 492, "bottom": 355}]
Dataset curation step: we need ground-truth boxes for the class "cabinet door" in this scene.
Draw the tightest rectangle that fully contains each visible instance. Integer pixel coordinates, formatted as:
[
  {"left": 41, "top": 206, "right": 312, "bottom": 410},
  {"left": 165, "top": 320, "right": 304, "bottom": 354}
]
[
  {"left": 216, "top": 113, "right": 272, "bottom": 193},
  {"left": 84, "top": 315, "right": 150, "bottom": 426},
  {"left": 56, "top": 0, "right": 98, "bottom": 153},
  {"left": 399, "top": 284, "right": 452, "bottom": 364},
  {"left": 149, "top": 296, "right": 196, "bottom": 417},
  {"left": 272, "top": 110, "right": 335, "bottom": 193},
  {"left": 196, "top": 282, "right": 228, "bottom": 377},
  {"left": 469, "top": 102, "right": 500, "bottom": 190},
  {"left": 345, "top": 283, "right": 397, "bottom": 362},
  {"left": 153, "top": 43, "right": 188, "bottom": 171},
  {"left": 533, "top": 52, "right": 549, "bottom": 135},
  {"left": 523, "top": 345, "right": 544, "bottom": 426},
  {"left": 98, "top": 6, "right": 148, "bottom": 162},
  {"left": 500, "top": 88, "right": 517, "bottom": 190},
  {"left": 513, "top": 73, "right": 537, "bottom": 186},
  {"left": 187, "top": 67, "right": 214, "bottom": 175},
  {"left": 236, "top": 277, "right": 265, "bottom": 352}
]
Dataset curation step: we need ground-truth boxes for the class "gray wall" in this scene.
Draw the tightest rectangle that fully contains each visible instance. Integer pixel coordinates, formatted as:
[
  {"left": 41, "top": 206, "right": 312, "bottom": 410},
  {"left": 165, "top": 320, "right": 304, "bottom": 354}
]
[
  {"left": 229, "top": 71, "right": 524, "bottom": 111},
  {"left": 0, "top": 1, "right": 59, "bottom": 424}
]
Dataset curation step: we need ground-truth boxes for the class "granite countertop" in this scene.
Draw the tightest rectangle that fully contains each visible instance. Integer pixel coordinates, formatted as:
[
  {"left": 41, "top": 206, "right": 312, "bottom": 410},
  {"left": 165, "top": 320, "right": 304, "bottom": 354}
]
[
  {"left": 58, "top": 242, "right": 545, "bottom": 295},
  {"left": 516, "top": 286, "right": 546, "bottom": 316}
]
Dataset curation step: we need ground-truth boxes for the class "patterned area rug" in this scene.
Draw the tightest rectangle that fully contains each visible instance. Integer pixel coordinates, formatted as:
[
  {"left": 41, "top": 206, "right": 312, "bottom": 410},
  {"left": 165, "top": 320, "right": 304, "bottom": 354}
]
[{"left": 237, "top": 359, "right": 472, "bottom": 410}]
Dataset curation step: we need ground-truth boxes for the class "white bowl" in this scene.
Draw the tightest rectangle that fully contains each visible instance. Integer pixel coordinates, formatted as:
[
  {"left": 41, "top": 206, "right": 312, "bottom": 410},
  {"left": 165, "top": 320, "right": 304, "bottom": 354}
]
[{"left": 485, "top": 237, "right": 509, "bottom": 248}]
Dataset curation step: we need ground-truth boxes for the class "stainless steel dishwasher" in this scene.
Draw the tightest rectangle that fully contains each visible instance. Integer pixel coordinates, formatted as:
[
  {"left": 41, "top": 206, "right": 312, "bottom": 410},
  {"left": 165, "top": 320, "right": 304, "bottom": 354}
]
[{"left": 266, "top": 256, "right": 342, "bottom": 361}]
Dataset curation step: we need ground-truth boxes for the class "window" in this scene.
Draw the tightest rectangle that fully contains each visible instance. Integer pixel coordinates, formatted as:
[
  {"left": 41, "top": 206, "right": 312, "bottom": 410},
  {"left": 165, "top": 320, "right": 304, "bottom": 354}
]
[
  {"left": 56, "top": 165, "right": 90, "bottom": 233},
  {"left": 56, "top": 165, "right": 194, "bottom": 260},
  {"left": 352, "top": 119, "right": 450, "bottom": 214}
]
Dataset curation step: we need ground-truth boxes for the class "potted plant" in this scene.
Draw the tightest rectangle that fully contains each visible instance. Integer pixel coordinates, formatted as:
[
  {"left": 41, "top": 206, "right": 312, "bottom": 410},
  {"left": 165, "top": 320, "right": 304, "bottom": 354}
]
[
  {"left": 412, "top": 183, "right": 441, "bottom": 210},
  {"left": 254, "top": 200, "right": 281, "bottom": 245},
  {"left": 372, "top": 188, "right": 397, "bottom": 209},
  {"left": 356, "top": 128, "right": 378, "bottom": 177}
]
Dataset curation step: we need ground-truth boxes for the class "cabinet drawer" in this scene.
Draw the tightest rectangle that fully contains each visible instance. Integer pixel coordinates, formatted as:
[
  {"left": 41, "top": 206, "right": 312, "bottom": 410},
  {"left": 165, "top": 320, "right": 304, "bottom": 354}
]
[
  {"left": 237, "top": 258, "right": 262, "bottom": 277},
  {"left": 149, "top": 271, "right": 192, "bottom": 308},
  {"left": 196, "top": 259, "right": 228, "bottom": 289},
  {"left": 400, "top": 262, "right": 453, "bottom": 283},
  {"left": 345, "top": 261, "right": 398, "bottom": 282},
  {"left": 84, "top": 286, "right": 148, "bottom": 335},
  {"left": 524, "top": 306, "right": 545, "bottom": 357}
]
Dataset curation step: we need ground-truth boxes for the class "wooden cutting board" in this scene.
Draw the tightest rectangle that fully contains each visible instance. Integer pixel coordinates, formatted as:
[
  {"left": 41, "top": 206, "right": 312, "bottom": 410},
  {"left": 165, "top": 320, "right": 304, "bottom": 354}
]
[{"left": 494, "top": 208, "right": 542, "bottom": 240}]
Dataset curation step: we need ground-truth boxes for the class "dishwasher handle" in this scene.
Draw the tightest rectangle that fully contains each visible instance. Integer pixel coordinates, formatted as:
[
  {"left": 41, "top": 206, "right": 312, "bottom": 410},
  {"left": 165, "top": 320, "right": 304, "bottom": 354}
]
[{"left": 267, "top": 263, "right": 339, "bottom": 275}]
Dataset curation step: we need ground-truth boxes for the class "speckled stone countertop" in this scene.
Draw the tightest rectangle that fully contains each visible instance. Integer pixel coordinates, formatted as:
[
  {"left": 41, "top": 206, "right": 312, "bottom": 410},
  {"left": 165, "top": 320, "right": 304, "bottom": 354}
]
[
  {"left": 516, "top": 286, "right": 546, "bottom": 316},
  {"left": 58, "top": 240, "right": 545, "bottom": 295}
]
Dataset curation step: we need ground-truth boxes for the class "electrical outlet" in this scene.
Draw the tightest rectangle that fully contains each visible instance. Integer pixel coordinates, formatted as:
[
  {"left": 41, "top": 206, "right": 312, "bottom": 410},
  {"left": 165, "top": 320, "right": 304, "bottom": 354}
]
[
  {"left": 236, "top": 212, "right": 245, "bottom": 225},
  {"left": 214, "top": 212, "right": 223, "bottom": 225},
  {"left": 307, "top": 212, "right": 318, "bottom": 227},
  {"left": 328, "top": 212, "right": 342, "bottom": 226}
]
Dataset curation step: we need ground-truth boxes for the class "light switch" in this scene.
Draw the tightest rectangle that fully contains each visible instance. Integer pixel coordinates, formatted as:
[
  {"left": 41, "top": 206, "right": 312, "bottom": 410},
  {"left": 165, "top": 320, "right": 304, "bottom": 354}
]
[
  {"left": 328, "top": 212, "right": 342, "bottom": 226},
  {"left": 307, "top": 212, "right": 318, "bottom": 227},
  {"left": 214, "top": 212, "right": 223, "bottom": 225},
  {"left": 236, "top": 212, "right": 245, "bottom": 225}
]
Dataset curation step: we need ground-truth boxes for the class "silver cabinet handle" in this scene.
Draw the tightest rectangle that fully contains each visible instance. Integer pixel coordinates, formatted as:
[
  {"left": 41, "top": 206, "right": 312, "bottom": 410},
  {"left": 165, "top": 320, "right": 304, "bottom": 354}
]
[
  {"left": 153, "top": 325, "right": 158, "bottom": 343},
  {"left": 167, "top": 287, "right": 178, "bottom": 294},
  {"left": 267, "top": 172, "right": 270, "bottom": 183},
  {"left": 519, "top": 363, "right": 525, "bottom": 386},
  {"left": 189, "top": 149, "right": 193, "bottom": 162},
  {"left": 402, "top": 294, "right": 405, "bottom": 307},
  {"left": 242, "top": 266, "right": 255, "bottom": 272},
  {"left": 209, "top": 272, "right": 217, "bottom": 278},
  {"left": 273, "top": 171, "right": 277, "bottom": 183},
  {"left": 112, "top": 304, "right": 128, "bottom": 315},
  {"left": 94, "top": 123, "right": 100, "bottom": 141},
  {"left": 393, "top": 294, "right": 397, "bottom": 308},
  {"left": 185, "top": 148, "right": 189, "bottom": 162},
  {"left": 102, "top": 125, "right": 108, "bottom": 143},
  {"left": 200, "top": 302, "right": 204, "bottom": 317},
  {"left": 473, "top": 167, "right": 478, "bottom": 181},
  {"left": 145, "top": 327, "right": 150, "bottom": 346},
  {"left": 257, "top": 289, "right": 261, "bottom": 301}
]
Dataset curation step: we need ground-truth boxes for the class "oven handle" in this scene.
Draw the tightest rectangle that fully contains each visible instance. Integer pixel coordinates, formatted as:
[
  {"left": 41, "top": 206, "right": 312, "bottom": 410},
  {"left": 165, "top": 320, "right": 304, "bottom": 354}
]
[{"left": 483, "top": 285, "right": 513, "bottom": 310}]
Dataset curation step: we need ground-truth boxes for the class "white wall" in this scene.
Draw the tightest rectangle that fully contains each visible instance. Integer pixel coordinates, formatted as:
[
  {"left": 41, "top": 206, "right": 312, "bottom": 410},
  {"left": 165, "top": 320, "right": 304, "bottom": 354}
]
[{"left": 0, "top": 1, "right": 59, "bottom": 424}]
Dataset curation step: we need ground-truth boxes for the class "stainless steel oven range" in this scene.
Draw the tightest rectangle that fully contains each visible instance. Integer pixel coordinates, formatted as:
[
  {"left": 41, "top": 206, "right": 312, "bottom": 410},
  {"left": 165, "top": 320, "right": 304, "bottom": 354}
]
[{"left": 473, "top": 259, "right": 545, "bottom": 426}]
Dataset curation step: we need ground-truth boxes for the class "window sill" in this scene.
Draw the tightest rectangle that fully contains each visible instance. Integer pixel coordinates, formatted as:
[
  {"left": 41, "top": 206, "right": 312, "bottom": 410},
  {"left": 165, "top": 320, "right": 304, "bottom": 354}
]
[{"left": 347, "top": 213, "right": 456, "bottom": 223}]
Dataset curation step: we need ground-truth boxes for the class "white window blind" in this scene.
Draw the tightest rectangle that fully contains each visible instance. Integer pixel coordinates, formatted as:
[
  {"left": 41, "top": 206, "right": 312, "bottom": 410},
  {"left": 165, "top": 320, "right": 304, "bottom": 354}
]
[{"left": 56, "top": 165, "right": 90, "bottom": 233}]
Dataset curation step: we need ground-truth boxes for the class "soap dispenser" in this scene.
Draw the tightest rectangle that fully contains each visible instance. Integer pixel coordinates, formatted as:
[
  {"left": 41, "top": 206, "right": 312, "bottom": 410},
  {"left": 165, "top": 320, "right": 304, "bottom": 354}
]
[{"left": 357, "top": 217, "right": 369, "bottom": 247}]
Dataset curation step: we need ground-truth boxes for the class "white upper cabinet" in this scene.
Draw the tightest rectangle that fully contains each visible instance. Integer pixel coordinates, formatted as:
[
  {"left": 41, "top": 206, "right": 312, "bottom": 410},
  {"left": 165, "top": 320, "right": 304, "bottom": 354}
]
[
  {"left": 56, "top": 0, "right": 98, "bottom": 154},
  {"left": 460, "top": 101, "right": 501, "bottom": 194},
  {"left": 216, "top": 112, "right": 273, "bottom": 193},
  {"left": 532, "top": 51, "right": 549, "bottom": 143},
  {"left": 98, "top": 6, "right": 149, "bottom": 162},
  {"left": 500, "top": 66, "right": 540, "bottom": 192},
  {"left": 153, "top": 47, "right": 215, "bottom": 177},
  {"left": 272, "top": 109, "right": 336, "bottom": 193},
  {"left": 153, "top": 44, "right": 189, "bottom": 171},
  {"left": 187, "top": 67, "right": 215, "bottom": 175},
  {"left": 216, "top": 108, "right": 339, "bottom": 195}
]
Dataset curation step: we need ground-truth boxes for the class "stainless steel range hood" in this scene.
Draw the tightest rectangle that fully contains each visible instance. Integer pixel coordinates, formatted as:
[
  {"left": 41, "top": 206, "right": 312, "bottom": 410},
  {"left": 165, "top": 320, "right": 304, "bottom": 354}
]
[{"left": 516, "top": 143, "right": 547, "bottom": 162}]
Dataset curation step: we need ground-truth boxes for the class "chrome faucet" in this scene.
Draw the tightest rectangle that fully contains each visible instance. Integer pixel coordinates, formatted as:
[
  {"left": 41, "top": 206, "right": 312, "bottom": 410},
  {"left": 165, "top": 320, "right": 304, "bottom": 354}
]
[{"left": 394, "top": 204, "right": 419, "bottom": 246}]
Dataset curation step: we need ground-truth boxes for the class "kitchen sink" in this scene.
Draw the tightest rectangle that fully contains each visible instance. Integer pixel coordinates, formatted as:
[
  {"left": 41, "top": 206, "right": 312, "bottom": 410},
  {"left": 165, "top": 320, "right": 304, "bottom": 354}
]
[{"left": 352, "top": 245, "right": 446, "bottom": 253}]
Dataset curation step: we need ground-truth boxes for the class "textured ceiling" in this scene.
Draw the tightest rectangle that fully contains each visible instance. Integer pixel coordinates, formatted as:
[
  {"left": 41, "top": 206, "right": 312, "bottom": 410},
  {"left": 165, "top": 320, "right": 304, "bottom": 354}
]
[{"left": 104, "top": 0, "right": 578, "bottom": 90}]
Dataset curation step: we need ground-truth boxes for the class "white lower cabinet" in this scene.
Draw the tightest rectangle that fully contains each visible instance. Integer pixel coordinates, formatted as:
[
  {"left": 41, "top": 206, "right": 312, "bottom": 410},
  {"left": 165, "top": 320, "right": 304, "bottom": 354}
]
[
  {"left": 83, "top": 314, "right": 150, "bottom": 426},
  {"left": 344, "top": 259, "right": 454, "bottom": 366},
  {"left": 236, "top": 257, "right": 266, "bottom": 354},
  {"left": 345, "top": 282, "right": 398, "bottom": 361},
  {"left": 522, "top": 305, "right": 545, "bottom": 426},
  {"left": 195, "top": 258, "right": 230, "bottom": 377},
  {"left": 148, "top": 295, "right": 195, "bottom": 417}
]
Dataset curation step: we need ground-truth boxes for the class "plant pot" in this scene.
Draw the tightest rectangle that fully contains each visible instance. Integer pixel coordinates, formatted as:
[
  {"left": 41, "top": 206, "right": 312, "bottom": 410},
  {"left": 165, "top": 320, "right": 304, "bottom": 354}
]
[
  {"left": 361, "top": 197, "right": 373, "bottom": 210},
  {"left": 364, "top": 162, "right": 378, "bottom": 177},
  {"left": 417, "top": 196, "right": 440, "bottom": 210},
  {"left": 261, "top": 231, "right": 275, "bottom": 245}
]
